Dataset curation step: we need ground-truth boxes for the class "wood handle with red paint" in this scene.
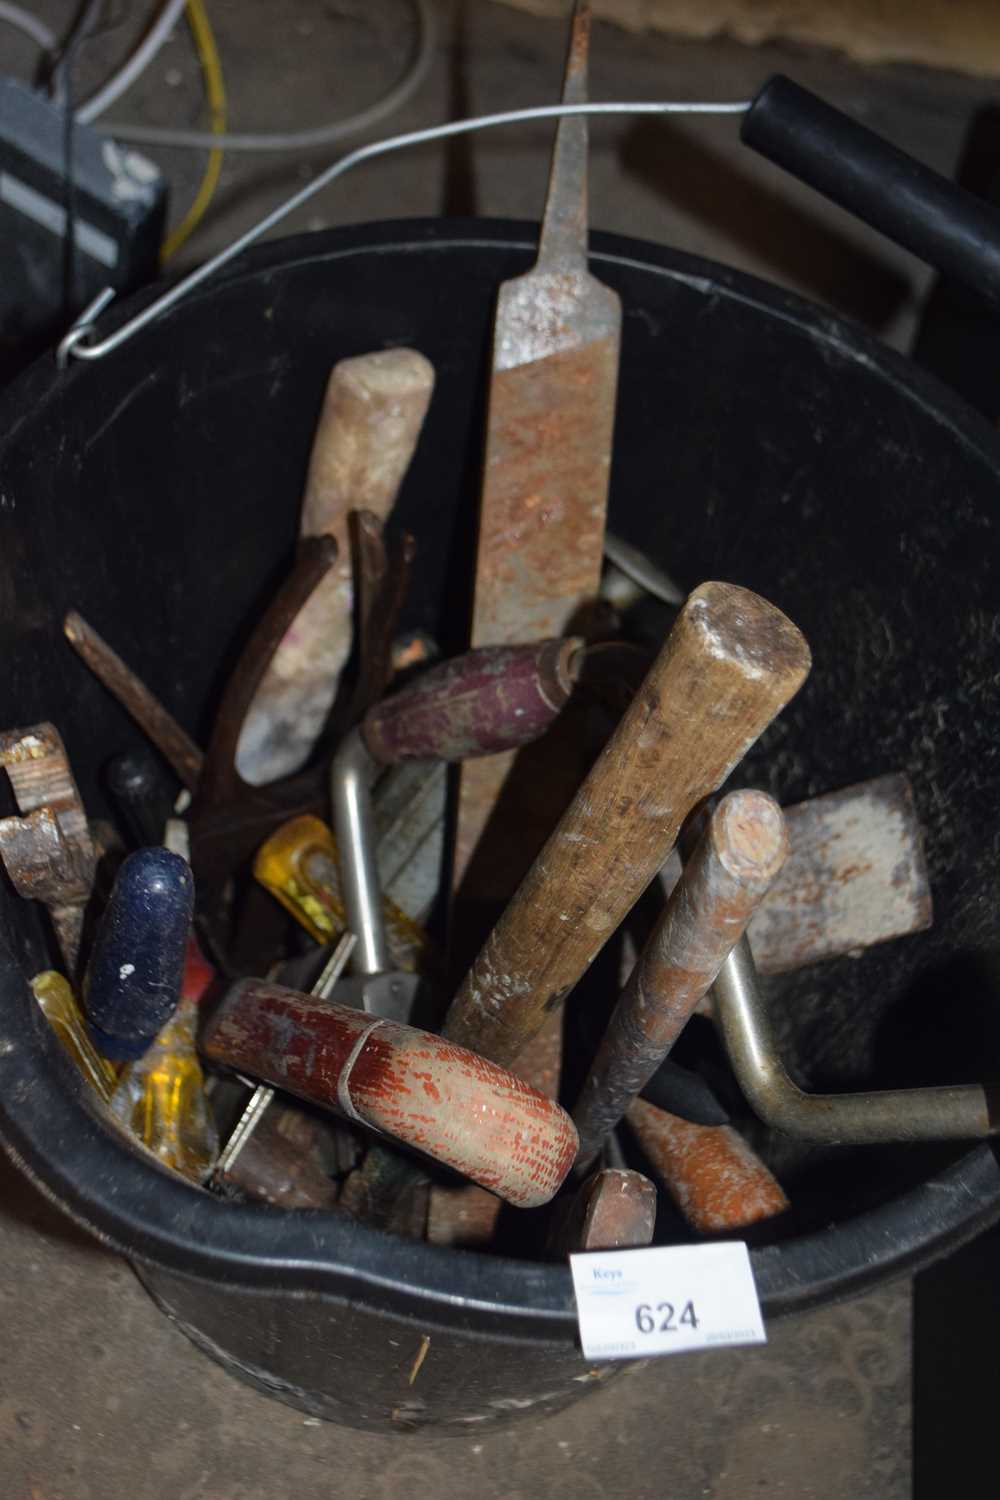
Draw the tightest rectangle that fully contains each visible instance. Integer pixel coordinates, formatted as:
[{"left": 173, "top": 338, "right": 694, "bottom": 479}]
[
  {"left": 443, "top": 582, "right": 811, "bottom": 1068},
  {"left": 361, "top": 638, "right": 581, "bottom": 765},
  {"left": 626, "top": 1097, "right": 788, "bottom": 1233},
  {"left": 202, "top": 979, "right": 578, "bottom": 1208},
  {"left": 573, "top": 789, "right": 789, "bottom": 1168}
]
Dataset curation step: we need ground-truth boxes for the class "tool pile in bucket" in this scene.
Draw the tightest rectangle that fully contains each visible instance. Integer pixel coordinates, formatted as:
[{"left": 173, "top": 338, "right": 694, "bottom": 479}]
[{"left": 4, "top": 3, "right": 998, "bottom": 1262}]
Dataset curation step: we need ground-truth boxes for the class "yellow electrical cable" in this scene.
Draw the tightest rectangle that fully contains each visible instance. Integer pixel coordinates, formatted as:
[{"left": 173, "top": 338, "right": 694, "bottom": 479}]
[{"left": 160, "top": 0, "right": 226, "bottom": 262}]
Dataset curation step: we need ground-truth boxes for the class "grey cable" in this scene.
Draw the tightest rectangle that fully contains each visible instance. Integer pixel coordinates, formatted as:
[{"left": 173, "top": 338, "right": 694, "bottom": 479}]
[
  {"left": 0, "top": 0, "right": 56, "bottom": 52},
  {"left": 60, "top": 97, "right": 753, "bottom": 364},
  {"left": 76, "top": 0, "right": 188, "bottom": 123},
  {"left": 96, "top": 0, "right": 435, "bottom": 150}
]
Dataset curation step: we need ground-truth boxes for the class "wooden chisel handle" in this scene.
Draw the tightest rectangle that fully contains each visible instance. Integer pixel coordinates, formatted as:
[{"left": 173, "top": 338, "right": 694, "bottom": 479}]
[
  {"left": 362, "top": 638, "right": 581, "bottom": 765},
  {"left": 202, "top": 980, "right": 579, "bottom": 1208},
  {"left": 235, "top": 349, "right": 434, "bottom": 785},
  {"left": 627, "top": 1098, "right": 788, "bottom": 1233},
  {"left": 573, "top": 789, "right": 789, "bottom": 1167},
  {"left": 443, "top": 582, "right": 811, "bottom": 1068}
]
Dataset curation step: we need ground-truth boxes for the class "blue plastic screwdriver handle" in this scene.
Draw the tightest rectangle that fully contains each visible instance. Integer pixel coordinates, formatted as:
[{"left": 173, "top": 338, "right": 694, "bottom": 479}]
[{"left": 85, "top": 847, "right": 194, "bottom": 1061}]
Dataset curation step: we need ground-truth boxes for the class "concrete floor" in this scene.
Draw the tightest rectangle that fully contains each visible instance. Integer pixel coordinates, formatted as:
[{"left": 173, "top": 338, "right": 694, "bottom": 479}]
[
  {"left": 1, "top": 1150, "right": 911, "bottom": 1499},
  {"left": 5, "top": 0, "right": 1000, "bottom": 1493}
]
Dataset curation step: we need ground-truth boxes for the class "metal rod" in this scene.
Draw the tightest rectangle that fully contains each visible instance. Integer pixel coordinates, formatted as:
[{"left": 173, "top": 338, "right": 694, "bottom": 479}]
[
  {"left": 63, "top": 610, "right": 204, "bottom": 789},
  {"left": 713, "top": 935, "right": 1000, "bottom": 1143},
  {"left": 603, "top": 531, "right": 685, "bottom": 606},
  {"left": 330, "top": 729, "right": 388, "bottom": 978},
  {"left": 211, "top": 931, "right": 356, "bottom": 1180},
  {"left": 56, "top": 99, "right": 750, "bottom": 366}
]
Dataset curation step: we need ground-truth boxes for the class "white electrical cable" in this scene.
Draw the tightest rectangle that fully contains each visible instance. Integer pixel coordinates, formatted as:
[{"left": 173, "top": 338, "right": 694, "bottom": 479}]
[
  {"left": 0, "top": 0, "right": 56, "bottom": 53},
  {"left": 97, "top": 0, "right": 435, "bottom": 150},
  {"left": 76, "top": 0, "right": 188, "bottom": 124}
]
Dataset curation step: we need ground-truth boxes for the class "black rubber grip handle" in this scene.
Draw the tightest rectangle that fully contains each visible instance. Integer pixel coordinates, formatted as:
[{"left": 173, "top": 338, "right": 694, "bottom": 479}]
[{"left": 742, "top": 74, "right": 1000, "bottom": 304}]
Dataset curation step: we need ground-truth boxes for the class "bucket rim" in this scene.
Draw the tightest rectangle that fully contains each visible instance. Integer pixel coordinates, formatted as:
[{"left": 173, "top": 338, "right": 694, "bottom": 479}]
[{"left": 2, "top": 217, "right": 999, "bottom": 1336}]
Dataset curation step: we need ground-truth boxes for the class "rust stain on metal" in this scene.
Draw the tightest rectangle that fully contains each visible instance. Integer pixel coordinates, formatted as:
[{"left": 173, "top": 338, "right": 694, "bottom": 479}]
[
  {"left": 453, "top": 0, "right": 621, "bottom": 892},
  {"left": 627, "top": 1097, "right": 788, "bottom": 1233},
  {"left": 747, "top": 773, "right": 932, "bottom": 975}
]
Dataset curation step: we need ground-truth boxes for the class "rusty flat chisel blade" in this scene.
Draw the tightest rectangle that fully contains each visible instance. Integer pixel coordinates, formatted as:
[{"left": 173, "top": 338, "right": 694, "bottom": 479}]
[{"left": 453, "top": 0, "right": 621, "bottom": 890}]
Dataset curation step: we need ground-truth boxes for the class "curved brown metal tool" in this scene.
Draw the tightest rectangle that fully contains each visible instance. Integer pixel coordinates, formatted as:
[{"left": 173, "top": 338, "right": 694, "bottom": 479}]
[
  {"left": 344, "top": 511, "right": 417, "bottom": 728},
  {"left": 64, "top": 539, "right": 338, "bottom": 884},
  {"left": 64, "top": 612, "right": 204, "bottom": 791}
]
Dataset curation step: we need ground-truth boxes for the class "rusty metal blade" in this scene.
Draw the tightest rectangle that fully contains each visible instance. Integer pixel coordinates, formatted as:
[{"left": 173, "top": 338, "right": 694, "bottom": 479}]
[
  {"left": 453, "top": 0, "right": 621, "bottom": 891},
  {"left": 748, "top": 772, "right": 933, "bottom": 975},
  {"left": 661, "top": 774, "right": 933, "bottom": 993}
]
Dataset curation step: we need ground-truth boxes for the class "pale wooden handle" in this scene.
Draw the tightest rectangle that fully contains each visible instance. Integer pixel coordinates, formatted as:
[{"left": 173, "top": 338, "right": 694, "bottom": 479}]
[
  {"left": 443, "top": 581, "right": 811, "bottom": 1067},
  {"left": 301, "top": 348, "right": 435, "bottom": 534},
  {"left": 235, "top": 348, "right": 434, "bottom": 786}
]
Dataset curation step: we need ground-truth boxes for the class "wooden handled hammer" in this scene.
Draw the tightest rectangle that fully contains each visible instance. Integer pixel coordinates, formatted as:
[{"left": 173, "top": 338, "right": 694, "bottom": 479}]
[{"left": 442, "top": 581, "right": 811, "bottom": 1068}]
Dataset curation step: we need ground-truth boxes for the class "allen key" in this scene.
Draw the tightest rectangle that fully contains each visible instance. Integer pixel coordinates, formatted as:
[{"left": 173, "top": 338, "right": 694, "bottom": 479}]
[{"left": 714, "top": 934, "right": 1000, "bottom": 1143}]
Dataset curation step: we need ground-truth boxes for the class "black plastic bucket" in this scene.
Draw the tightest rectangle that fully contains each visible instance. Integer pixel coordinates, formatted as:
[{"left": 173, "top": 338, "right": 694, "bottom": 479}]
[{"left": 1, "top": 220, "right": 999, "bottom": 1432}]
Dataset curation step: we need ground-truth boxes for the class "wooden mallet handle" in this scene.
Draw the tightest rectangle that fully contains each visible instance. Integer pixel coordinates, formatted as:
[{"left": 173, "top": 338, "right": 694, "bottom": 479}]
[
  {"left": 443, "top": 581, "right": 811, "bottom": 1068},
  {"left": 203, "top": 979, "right": 579, "bottom": 1208}
]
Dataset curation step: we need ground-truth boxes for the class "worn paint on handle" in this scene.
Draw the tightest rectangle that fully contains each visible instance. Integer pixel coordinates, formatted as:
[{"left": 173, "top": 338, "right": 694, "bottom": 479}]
[
  {"left": 203, "top": 980, "right": 578, "bottom": 1208},
  {"left": 363, "top": 638, "right": 581, "bottom": 765}
]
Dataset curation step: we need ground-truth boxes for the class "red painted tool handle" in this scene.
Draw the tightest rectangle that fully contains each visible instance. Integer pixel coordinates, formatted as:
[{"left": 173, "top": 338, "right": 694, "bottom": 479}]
[
  {"left": 361, "top": 638, "right": 581, "bottom": 765},
  {"left": 202, "top": 979, "right": 579, "bottom": 1208}
]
